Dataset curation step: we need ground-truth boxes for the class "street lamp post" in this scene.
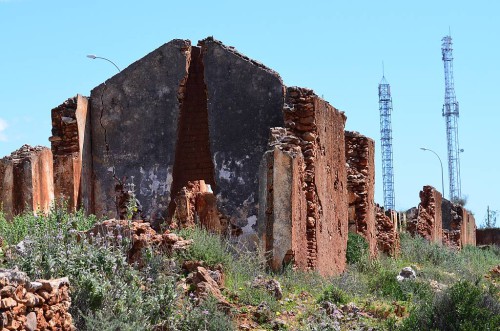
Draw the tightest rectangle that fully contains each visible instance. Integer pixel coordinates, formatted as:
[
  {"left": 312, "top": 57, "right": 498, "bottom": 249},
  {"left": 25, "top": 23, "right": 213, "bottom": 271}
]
[
  {"left": 420, "top": 147, "right": 445, "bottom": 198},
  {"left": 86, "top": 54, "right": 121, "bottom": 72}
]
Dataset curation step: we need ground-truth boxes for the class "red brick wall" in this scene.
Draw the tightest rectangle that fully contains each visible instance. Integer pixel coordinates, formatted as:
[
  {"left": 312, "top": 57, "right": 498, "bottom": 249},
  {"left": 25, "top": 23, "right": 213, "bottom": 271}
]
[
  {"left": 171, "top": 46, "right": 215, "bottom": 197},
  {"left": 408, "top": 185, "right": 443, "bottom": 243},
  {"left": 345, "top": 131, "right": 377, "bottom": 256}
]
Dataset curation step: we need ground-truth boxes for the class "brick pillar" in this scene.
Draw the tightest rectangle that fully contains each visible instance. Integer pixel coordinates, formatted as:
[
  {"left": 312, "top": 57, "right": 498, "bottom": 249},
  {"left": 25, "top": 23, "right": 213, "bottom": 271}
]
[
  {"left": 258, "top": 87, "right": 348, "bottom": 276},
  {"left": 345, "top": 131, "right": 377, "bottom": 256},
  {"left": 50, "top": 95, "right": 88, "bottom": 211}
]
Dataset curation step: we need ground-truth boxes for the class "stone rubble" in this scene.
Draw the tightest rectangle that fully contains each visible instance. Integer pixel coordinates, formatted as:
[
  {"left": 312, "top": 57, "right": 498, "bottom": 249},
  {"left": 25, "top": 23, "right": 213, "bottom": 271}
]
[
  {"left": 0, "top": 269, "right": 74, "bottom": 330},
  {"left": 85, "top": 219, "right": 192, "bottom": 266}
]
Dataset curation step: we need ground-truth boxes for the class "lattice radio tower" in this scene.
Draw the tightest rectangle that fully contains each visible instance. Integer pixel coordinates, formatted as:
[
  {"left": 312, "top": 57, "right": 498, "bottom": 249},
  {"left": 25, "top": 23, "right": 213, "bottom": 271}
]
[
  {"left": 441, "top": 34, "right": 462, "bottom": 201},
  {"left": 378, "top": 68, "right": 395, "bottom": 210}
]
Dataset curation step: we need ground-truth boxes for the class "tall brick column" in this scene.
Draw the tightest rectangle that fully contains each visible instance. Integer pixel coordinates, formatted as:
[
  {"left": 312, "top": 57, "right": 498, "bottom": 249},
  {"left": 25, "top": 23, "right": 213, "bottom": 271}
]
[
  {"left": 345, "top": 131, "right": 377, "bottom": 256},
  {"left": 50, "top": 95, "right": 88, "bottom": 211}
]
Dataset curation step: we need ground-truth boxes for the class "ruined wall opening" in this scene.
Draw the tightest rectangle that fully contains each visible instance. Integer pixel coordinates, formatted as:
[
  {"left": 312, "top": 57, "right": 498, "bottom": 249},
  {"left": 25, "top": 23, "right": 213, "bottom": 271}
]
[{"left": 170, "top": 46, "right": 215, "bottom": 216}]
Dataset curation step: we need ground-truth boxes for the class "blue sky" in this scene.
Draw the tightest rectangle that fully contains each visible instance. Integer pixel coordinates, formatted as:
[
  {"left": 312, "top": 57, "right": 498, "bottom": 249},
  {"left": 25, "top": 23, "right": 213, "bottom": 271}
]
[{"left": 1, "top": 0, "right": 498, "bottom": 225}]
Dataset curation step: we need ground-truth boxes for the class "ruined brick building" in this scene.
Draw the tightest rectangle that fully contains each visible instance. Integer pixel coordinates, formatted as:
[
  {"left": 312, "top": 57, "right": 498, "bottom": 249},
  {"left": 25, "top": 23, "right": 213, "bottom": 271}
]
[
  {"left": 0, "top": 37, "right": 406, "bottom": 275},
  {"left": 407, "top": 185, "right": 476, "bottom": 249}
]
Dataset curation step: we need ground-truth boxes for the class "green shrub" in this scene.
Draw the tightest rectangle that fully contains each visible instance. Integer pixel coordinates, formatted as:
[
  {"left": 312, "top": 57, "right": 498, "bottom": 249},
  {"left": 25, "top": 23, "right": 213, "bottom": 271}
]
[
  {"left": 400, "top": 280, "right": 500, "bottom": 331},
  {"left": 176, "top": 227, "right": 233, "bottom": 267},
  {"left": 346, "top": 232, "right": 369, "bottom": 264},
  {"left": 317, "top": 284, "right": 349, "bottom": 304},
  {"left": 176, "top": 296, "right": 236, "bottom": 331}
]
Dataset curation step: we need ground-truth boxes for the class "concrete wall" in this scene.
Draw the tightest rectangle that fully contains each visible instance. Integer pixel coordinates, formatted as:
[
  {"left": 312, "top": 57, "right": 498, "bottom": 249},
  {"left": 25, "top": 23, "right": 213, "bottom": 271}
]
[
  {"left": 200, "top": 37, "right": 285, "bottom": 232},
  {"left": 88, "top": 39, "right": 191, "bottom": 223},
  {"left": 345, "top": 131, "right": 377, "bottom": 256}
]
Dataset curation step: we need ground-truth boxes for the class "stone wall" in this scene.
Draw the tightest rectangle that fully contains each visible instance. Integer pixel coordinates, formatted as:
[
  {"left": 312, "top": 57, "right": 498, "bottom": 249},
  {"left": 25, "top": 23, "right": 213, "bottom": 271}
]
[
  {"left": 407, "top": 185, "right": 443, "bottom": 243},
  {"left": 476, "top": 228, "right": 500, "bottom": 246},
  {"left": 0, "top": 145, "right": 54, "bottom": 219},
  {"left": 375, "top": 205, "right": 399, "bottom": 256},
  {"left": 345, "top": 131, "right": 377, "bottom": 256},
  {"left": 258, "top": 87, "right": 348, "bottom": 276},
  {"left": 0, "top": 269, "right": 73, "bottom": 330},
  {"left": 50, "top": 95, "right": 88, "bottom": 211}
]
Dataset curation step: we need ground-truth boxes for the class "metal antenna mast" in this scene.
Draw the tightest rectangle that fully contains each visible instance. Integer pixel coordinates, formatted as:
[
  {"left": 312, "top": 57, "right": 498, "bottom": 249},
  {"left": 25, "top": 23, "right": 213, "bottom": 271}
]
[
  {"left": 378, "top": 69, "right": 395, "bottom": 210},
  {"left": 441, "top": 34, "right": 462, "bottom": 201}
]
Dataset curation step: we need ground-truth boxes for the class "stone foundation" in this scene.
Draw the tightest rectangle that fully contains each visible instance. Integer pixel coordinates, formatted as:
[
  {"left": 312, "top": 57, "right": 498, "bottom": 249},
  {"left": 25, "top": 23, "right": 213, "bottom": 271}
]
[
  {"left": 345, "top": 131, "right": 377, "bottom": 256},
  {"left": 258, "top": 87, "right": 348, "bottom": 276}
]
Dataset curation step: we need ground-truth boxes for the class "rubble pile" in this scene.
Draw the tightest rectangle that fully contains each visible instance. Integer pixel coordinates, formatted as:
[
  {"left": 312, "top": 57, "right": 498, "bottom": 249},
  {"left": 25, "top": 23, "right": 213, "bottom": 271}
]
[
  {"left": 85, "top": 219, "right": 192, "bottom": 265},
  {"left": 0, "top": 269, "right": 74, "bottom": 330}
]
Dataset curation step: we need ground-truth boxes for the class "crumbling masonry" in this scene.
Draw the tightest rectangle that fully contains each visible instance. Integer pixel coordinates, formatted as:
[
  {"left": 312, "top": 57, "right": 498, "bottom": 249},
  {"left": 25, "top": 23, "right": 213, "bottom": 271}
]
[
  {"left": 345, "top": 131, "right": 377, "bottom": 256},
  {"left": 0, "top": 145, "right": 54, "bottom": 219},
  {"left": 258, "top": 87, "right": 348, "bottom": 276},
  {"left": 407, "top": 185, "right": 443, "bottom": 243}
]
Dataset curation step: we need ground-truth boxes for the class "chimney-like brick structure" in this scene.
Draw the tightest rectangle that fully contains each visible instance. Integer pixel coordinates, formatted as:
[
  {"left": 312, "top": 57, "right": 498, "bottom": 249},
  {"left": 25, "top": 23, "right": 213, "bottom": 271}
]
[
  {"left": 407, "top": 185, "right": 443, "bottom": 243},
  {"left": 0, "top": 145, "right": 54, "bottom": 219},
  {"left": 258, "top": 87, "right": 348, "bottom": 276},
  {"left": 50, "top": 95, "right": 89, "bottom": 211},
  {"left": 375, "top": 205, "right": 399, "bottom": 256},
  {"left": 345, "top": 131, "right": 377, "bottom": 256}
]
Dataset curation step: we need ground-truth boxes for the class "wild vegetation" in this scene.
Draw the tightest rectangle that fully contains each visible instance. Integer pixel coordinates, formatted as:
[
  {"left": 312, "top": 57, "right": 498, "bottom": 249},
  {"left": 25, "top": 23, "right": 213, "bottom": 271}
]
[{"left": 0, "top": 209, "right": 499, "bottom": 330}]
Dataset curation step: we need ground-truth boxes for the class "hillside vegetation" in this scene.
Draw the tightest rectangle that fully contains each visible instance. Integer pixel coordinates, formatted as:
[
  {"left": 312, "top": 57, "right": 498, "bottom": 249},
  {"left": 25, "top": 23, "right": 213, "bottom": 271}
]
[{"left": 0, "top": 209, "right": 499, "bottom": 330}]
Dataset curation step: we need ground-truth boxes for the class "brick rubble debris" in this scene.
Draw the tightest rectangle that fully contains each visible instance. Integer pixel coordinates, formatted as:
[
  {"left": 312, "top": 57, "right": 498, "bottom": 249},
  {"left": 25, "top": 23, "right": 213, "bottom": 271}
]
[{"left": 0, "top": 269, "right": 74, "bottom": 330}]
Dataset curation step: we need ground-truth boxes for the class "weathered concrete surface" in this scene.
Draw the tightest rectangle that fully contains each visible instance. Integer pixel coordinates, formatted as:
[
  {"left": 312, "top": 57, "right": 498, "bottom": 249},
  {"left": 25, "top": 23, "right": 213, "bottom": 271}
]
[
  {"left": 0, "top": 145, "right": 54, "bottom": 218},
  {"left": 476, "top": 228, "right": 500, "bottom": 246},
  {"left": 200, "top": 37, "right": 285, "bottom": 232},
  {"left": 50, "top": 95, "right": 88, "bottom": 211},
  {"left": 407, "top": 185, "right": 443, "bottom": 243},
  {"left": 258, "top": 138, "right": 307, "bottom": 271},
  {"left": 375, "top": 205, "right": 400, "bottom": 256},
  {"left": 345, "top": 131, "right": 377, "bottom": 256},
  {"left": 88, "top": 39, "right": 191, "bottom": 223},
  {"left": 258, "top": 88, "right": 348, "bottom": 276}
]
